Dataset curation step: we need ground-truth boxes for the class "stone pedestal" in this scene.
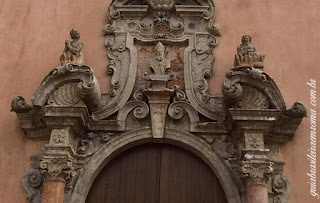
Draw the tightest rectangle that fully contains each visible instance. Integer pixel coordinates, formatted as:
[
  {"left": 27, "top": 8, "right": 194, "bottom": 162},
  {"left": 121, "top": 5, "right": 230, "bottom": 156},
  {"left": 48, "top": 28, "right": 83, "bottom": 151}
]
[
  {"left": 42, "top": 180, "right": 66, "bottom": 203},
  {"left": 144, "top": 89, "right": 173, "bottom": 140}
]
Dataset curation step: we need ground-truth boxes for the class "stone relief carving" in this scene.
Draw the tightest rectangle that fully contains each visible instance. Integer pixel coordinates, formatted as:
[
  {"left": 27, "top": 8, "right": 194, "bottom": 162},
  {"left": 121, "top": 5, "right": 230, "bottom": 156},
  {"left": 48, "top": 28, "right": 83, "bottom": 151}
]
[
  {"left": 11, "top": 1, "right": 306, "bottom": 203},
  {"left": 60, "top": 29, "right": 84, "bottom": 66},
  {"left": 22, "top": 169, "right": 43, "bottom": 203},
  {"left": 242, "top": 161, "right": 273, "bottom": 185},
  {"left": 222, "top": 66, "right": 285, "bottom": 110},
  {"left": 270, "top": 174, "right": 291, "bottom": 203}
]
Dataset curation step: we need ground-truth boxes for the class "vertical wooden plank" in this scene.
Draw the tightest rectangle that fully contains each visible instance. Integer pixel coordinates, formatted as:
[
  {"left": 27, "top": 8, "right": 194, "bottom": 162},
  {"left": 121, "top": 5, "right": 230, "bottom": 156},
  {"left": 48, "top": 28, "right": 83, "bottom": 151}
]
[
  {"left": 168, "top": 145, "right": 187, "bottom": 203},
  {"left": 159, "top": 144, "right": 170, "bottom": 203},
  {"left": 186, "top": 151, "right": 200, "bottom": 203},
  {"left": 134, "top": 145, "right": 147, "bottom": 203},
  {"left": 144, "top": 144, "right": 159, "bottom": 203},
  {"left": 124, "top": 147, "right": 137, "bottom": 203},
  {"left": 119, "top": 151, "right": 129, "bottom": 203},
  {"left": 105, "top": 155, "right": 121, "bottom": 203}
]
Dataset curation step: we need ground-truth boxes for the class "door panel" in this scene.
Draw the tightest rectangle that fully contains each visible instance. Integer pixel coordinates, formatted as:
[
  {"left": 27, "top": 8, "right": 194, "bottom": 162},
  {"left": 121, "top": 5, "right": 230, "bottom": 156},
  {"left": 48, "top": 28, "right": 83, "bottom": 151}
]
[{"left": 86, "top": 144, "right": 227, "bottom": 203}]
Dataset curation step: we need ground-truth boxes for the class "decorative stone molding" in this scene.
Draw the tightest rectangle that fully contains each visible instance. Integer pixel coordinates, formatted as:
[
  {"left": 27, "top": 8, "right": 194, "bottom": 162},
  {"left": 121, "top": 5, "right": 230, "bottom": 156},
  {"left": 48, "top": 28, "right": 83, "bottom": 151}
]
[
  {"left": 241, "top": 161, "right": 273, "bottom": 186},
  {"left": 11, "top": 1, "right": 306, "bottom": 203},
  {"left": 39, "top": 155, "right": 74, "bottom": 182},
  {"left": 22, "top": 169, "right": 43, "bottom": 203},
  {"left": 270, "top": 174, "right": 291, "bottom": 203}
]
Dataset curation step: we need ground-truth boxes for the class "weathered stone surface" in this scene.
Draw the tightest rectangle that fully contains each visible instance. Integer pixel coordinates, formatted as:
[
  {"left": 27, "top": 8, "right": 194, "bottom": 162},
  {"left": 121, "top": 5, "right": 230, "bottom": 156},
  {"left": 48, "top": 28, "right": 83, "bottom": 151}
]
[
  {"left": 60, "top": 29, "right": 84, "bottom": 66},
  {"left": 22, "top": 169, "right": 43, "bottom": 203},
  {"left": 234, "top": 35, "right": 265, "bottom": 69},
  {"left": 10, "top": 0, "right": 306, "bottom": 203}
]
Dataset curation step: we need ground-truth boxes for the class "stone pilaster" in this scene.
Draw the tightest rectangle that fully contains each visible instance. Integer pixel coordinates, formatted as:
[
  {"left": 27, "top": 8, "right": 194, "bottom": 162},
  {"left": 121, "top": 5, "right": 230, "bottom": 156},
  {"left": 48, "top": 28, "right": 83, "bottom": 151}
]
[{"left": 38, "top": 128, "right": 77, "bottom": 203}]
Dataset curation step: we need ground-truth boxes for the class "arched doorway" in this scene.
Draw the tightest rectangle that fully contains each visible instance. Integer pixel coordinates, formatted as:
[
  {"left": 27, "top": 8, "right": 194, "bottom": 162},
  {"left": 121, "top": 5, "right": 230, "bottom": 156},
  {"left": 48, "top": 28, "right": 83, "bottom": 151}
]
[{"left": 86, "top": 143, "right": 227, "bottom": 203}]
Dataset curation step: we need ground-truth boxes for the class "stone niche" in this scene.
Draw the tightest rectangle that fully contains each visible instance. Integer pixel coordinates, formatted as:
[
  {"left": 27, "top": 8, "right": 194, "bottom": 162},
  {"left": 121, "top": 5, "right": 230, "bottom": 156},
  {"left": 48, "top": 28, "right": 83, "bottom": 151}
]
[{"left": 12, "top": 0, "right": 306, "bottom": 203}]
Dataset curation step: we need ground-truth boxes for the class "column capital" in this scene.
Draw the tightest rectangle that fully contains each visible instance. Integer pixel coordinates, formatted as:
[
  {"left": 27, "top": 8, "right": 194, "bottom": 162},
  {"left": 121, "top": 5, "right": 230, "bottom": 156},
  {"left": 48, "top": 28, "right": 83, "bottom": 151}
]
[
  {"left": 39, "top": 155, "right": 75, "bottom": 182},
  {"left": 241, "top": 160, "right": 273, "bottom": 186}
]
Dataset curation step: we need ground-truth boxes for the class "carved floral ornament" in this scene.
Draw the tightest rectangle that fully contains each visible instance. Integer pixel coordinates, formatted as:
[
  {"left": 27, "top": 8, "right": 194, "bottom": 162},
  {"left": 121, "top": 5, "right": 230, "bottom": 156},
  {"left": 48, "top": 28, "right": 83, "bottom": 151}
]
[{"left": 11, "top": 0, "right": 306, "bottom": 202}]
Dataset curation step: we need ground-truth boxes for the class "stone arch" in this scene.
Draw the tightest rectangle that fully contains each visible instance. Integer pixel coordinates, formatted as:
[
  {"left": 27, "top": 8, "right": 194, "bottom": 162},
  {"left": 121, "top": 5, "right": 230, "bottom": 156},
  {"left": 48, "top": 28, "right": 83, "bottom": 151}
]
[{"left": 70, "top": 128, "right": 242, "bottom": 203}]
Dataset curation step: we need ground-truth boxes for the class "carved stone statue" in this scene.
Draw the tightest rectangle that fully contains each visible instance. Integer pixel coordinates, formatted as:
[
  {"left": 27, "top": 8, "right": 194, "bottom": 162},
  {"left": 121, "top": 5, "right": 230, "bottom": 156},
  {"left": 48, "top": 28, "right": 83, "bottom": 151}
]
[
  {"left": 234, "top": 35, "right": 265, "bottom": 69},
  {"left": 60, "top": 29, "right": 84, "bottom": 65},
  {"left": 150, "top": 42, "right": 170, "bottom": 75}
]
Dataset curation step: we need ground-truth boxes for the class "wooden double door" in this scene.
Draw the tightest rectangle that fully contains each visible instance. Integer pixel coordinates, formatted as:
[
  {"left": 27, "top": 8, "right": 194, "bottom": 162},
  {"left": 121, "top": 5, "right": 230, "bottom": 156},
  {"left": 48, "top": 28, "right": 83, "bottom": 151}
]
[{"left": 86, "top": 143, "right": 227, "bottom": 203}]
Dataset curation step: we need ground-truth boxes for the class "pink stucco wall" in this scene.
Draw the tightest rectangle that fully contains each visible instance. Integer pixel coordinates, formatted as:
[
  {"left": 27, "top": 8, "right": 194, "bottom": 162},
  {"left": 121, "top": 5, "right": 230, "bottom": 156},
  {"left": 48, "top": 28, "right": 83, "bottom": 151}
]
[{"left": 0, "top": 0, "right": 319, "bottom": 202}]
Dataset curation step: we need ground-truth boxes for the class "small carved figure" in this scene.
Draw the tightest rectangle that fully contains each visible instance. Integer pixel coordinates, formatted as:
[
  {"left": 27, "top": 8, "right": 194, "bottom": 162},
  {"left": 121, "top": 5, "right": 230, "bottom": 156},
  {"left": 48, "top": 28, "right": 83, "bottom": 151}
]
[
  {"left": 237, "top": 35, "right": 257, "bottom": 56},
  {"left": 60, "top": 29, "right": 84, "bottom": 65},
  {"left": 11, "top": 96, "right": 32, "bottom": 113},
  {"left": 234, "top": 35, "right": 265, "bottom": 69},
  {"left": 150, "top": 42, "right": 170, "bottom": 75}
]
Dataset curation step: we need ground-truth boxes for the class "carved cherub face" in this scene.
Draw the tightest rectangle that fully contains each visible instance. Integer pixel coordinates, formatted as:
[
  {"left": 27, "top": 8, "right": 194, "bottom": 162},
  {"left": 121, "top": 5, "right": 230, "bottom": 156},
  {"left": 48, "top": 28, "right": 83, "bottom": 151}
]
[
  {"left": 241, "top": 35, "right": 251, "bottom": 45},
  {"left": 70, "top": 29, "right": 80, "bottom": 40}
]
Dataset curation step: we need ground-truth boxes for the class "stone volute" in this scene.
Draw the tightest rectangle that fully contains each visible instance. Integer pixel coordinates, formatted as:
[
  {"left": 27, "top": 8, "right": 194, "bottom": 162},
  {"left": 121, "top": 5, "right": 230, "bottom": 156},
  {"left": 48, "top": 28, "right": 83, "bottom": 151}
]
[{"left": 11, "top": 1, "right": 305, "bottom": 203}]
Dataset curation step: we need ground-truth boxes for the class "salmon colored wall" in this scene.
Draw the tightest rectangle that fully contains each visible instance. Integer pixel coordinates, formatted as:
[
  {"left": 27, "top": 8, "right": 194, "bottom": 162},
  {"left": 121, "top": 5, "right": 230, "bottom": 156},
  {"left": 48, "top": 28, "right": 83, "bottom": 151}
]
[{"left": 0, "top": 0, "right": 319, "bottom": 202}]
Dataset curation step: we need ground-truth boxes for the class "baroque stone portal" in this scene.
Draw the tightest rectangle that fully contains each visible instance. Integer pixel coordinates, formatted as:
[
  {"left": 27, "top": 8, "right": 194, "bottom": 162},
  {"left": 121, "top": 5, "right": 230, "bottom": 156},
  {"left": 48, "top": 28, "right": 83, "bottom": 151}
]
[{"left": 12, "top": 0, "right": 306, "bottom": 203}]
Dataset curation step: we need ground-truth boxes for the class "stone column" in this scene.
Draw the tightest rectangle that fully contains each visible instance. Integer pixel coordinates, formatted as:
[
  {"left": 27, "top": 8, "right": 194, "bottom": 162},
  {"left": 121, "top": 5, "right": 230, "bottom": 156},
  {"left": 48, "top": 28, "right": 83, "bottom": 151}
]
[
  {"left": 242, "top": 160, "right": 273, "bottom": 203},
  {"left": 241, "top": 130, "right": 273, "bottom": 203},
  {"left": 39, "top": 129, "right": 77, "bottom": 203},
  {"left": 42, "top": 179, "right": 66, "bottom": 203}
]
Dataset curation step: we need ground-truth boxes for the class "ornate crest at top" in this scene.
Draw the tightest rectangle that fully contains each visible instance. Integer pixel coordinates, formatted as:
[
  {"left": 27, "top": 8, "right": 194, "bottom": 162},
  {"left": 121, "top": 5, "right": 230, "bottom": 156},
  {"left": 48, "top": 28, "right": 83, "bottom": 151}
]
[{"left": 103, "top": 0, "right": 223, "bottom": 121}]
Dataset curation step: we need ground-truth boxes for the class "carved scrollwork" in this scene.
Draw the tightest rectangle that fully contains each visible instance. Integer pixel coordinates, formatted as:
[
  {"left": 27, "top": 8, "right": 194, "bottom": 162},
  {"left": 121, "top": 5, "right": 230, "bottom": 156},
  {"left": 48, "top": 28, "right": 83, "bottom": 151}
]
[
  {"left": 117, "top": 101, "right": 150, "bottom": 123},
  {"left": 222, "top": 67, "right": 285, "bottom": 110},
  {"left": 109, "top": 5, "right": 121, "bottom": 19},
  {"left": 133, "top": 85, "right": 147, "bottom": 101},
  {"left": 22, "top": 169, "right": 43, "bottom": 203},
  {"left": 78, "top": 132, "right": 114, "bottom": 156},
  {"left": 173, "top": 85, "right": 187, "bottom": 102},
  {"left": 11, "top": 96, "right": 32, "bottom": 113},
  {"left": 271, "top": 174, "right": 291, "bottom": 203},
  {"left": 168, "top": 101, "right": 199, "bottom": 124}
]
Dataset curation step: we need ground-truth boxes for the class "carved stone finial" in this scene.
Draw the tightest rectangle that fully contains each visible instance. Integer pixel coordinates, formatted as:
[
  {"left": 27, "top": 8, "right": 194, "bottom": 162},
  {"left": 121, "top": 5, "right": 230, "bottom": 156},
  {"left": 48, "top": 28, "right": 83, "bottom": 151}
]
[
  {"left": 22, "top": 169, "right": 43, "bottom": 203},
  {"left": 285, "top": 102, "right": 307, "bottom": 118},
  {"left": 234, "top": 35, "right": 265, "bottom": 69},
  {"left": 60, "top": 29, "right": 84, "bottom": 66},
  {"left": 11, "top": 96, "right": 32, "bottom": 113}
]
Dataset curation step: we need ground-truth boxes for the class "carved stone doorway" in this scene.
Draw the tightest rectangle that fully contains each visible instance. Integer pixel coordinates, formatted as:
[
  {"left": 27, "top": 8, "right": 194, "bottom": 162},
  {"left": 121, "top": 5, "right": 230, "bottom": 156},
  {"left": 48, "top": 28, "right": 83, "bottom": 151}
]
[
  {"left": 13, "top": 0, "right": 306, "bottom": 203},
  {"left": 86, "top": 143, "right": 227, "bottom": 203}
]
